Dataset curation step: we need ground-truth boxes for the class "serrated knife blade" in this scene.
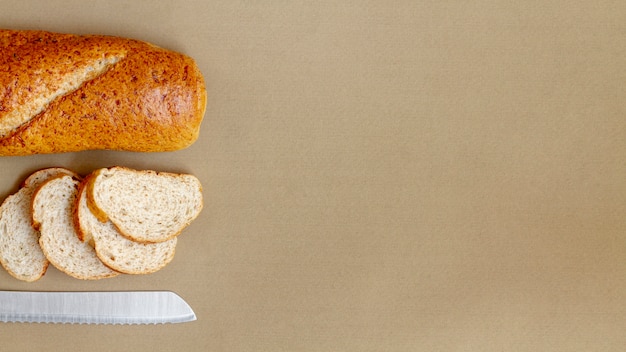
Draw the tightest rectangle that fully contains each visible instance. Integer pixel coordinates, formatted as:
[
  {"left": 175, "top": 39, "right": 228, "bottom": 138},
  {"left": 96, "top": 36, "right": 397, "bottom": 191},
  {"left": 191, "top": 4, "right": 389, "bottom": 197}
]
[{"left": 0, "top": 291, "right": 196, "bottom": 324}]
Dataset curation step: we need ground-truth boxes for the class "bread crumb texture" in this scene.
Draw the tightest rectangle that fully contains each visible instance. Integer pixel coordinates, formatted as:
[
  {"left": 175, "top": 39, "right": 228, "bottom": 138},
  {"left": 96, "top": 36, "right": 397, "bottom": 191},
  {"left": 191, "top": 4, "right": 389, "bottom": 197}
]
[
  {"left": 0, "top": 166, "right": 202, "bottom": 281},
  {"left": 33, "top": 175, "right": 119, "bottom": 280},
  {"left": 89, "top": 167, "right": 203, "bottom": 243},
  {"left": 0, "top": 168, "right": 76, "bottom": 281}
]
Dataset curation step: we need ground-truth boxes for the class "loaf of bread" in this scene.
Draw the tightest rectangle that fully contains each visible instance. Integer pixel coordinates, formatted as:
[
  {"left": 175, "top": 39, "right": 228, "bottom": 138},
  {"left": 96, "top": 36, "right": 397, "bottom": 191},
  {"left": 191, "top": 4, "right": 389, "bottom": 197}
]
[{"left": 0, "top": 29, "right": 206, "bottom": 155}]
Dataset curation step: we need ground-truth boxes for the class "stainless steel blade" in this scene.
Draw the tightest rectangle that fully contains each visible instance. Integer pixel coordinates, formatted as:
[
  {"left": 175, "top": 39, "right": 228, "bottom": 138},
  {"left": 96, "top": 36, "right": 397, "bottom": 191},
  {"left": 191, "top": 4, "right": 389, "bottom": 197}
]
[{"left": 0, "top": 291, "right": 196, "bottom": 324}]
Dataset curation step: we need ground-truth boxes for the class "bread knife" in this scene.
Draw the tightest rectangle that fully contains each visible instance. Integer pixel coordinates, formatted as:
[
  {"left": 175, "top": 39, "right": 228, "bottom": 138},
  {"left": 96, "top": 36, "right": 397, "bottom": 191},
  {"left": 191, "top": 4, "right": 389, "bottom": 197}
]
[{"left": 0, "top": 291, "right": 196, "bottom": 324}]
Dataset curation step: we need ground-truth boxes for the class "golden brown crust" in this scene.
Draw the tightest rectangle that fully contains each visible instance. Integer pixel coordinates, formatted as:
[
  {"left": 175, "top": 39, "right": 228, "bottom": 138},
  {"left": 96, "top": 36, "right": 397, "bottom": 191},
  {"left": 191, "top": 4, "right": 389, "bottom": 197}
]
[
  {"left": 84, "top": 169, "right": 110, "bottom": 223},
  {"left": 73, "top": 176, "right": 92, "bottom": 243},
  {"left": 0, "top": 29, "right": 206, "bottom": 155}
]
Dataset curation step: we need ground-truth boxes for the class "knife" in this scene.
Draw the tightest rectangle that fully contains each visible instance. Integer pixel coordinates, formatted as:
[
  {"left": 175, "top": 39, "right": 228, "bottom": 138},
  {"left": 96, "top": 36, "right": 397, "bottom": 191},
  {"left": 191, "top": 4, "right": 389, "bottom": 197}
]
[{"left": 0, "top": 291, "right": 196, "bottom": 324}]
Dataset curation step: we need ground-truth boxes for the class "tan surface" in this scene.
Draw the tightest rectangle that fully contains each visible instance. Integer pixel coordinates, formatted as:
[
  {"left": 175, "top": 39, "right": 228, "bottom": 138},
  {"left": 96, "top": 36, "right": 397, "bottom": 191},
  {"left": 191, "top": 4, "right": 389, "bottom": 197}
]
[{"left": 0, "top": 1, "right": 625, "bottom": 351}]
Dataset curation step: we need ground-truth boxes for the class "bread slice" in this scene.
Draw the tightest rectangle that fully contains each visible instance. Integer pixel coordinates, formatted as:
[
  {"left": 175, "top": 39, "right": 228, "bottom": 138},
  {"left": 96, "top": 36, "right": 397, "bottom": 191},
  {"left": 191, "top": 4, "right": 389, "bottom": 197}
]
[
  {"left": 86, "top": 167, "right": 203, "bottom": 243},
  {"left": 0, "top": 167, "right": 77, "bottom": 282},
  {"left": 75, "top": 177, "right": 177, "bottom": 274},
  {"left": 32, "top": 175, "right": 119, "bottom": 280}
]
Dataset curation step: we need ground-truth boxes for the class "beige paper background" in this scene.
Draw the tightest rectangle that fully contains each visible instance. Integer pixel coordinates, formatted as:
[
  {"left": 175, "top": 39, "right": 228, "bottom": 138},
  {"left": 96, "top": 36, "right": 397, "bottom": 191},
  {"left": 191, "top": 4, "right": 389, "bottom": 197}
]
[{"left": 0, "top": 1, "right": 625, "bottom": 351}]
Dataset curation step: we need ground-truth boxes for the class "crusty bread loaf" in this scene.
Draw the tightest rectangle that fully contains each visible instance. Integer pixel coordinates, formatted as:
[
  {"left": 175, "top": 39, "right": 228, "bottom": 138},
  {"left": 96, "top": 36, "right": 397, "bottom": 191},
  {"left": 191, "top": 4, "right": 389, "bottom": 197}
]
[
  {"left": 75, "top": 176, "right": 178, "bottom": 274},
  {"left": 0, "top": 29, "right": 206, "bottom": 155},
  {"left": 32, "top": 175, "right": 119, "bottom": 280},
  {"left": 0, "top": 167, "right": 77, "bottom": 281},
  {"left": 87, "top": 167, "right": 203, "bottom": 243}
]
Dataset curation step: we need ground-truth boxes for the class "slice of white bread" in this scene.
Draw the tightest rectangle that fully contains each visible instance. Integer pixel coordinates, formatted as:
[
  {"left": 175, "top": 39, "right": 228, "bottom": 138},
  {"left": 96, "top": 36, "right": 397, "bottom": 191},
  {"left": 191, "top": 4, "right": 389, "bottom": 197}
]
[
  {"left": 75, "top": 177, "right": 178, "bottom": 274},
  {"left": 86, "top": 167, "right": 203, "bottom": 243},
  {"left": 32, "top": 175, "right": 119, "bottom": 280},
  {"left": 0, "top": 167, "right": 77, "bottom": 282}
]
